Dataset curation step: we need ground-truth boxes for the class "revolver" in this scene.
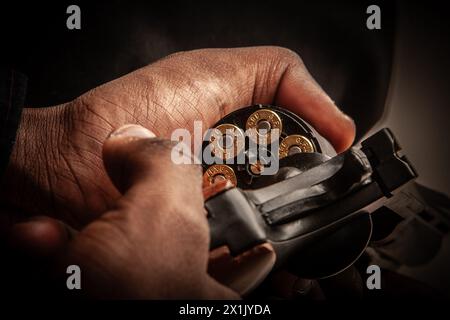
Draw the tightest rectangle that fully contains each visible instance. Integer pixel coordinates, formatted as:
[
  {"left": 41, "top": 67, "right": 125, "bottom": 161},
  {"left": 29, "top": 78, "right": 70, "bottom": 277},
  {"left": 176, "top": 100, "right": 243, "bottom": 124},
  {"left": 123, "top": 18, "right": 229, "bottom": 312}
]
[{"left": 201, "top": 105, "right": 417, "bottom": 295}]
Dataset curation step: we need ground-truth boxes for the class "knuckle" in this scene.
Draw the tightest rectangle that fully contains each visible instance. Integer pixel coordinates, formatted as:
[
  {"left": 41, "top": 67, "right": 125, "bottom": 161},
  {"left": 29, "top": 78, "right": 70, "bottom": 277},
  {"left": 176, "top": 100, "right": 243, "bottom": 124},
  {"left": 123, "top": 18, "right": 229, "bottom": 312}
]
[
  {"left": 264, "top": 46, "right": 303, "bottom": 65},
  {"left": 159, "top": 50, "right": 190, "bottom": 62}
]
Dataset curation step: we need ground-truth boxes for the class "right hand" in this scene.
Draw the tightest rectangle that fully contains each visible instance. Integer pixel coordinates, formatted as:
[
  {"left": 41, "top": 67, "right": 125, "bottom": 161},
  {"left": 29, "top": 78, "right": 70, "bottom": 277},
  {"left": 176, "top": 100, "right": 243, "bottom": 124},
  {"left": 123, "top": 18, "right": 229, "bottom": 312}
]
[{"left": 10, "top": 124, "right": 238, "bottom": 298}]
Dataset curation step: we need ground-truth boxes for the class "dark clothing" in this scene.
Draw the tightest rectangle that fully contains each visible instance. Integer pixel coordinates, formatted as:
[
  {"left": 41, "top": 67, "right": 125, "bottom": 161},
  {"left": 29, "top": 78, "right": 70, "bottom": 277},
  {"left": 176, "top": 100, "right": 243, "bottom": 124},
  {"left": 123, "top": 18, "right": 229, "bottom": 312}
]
[{"left": 0, "top": 68, "right": 26, "bottom": 177}]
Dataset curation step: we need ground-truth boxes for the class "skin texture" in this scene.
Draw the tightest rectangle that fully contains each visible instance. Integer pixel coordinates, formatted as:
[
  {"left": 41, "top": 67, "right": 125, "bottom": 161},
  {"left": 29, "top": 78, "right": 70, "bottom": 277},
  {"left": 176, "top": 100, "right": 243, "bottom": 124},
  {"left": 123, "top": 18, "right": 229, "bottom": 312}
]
[
  {"left": 66, "top": 125, "right": 238, "bottom": 298},
  {"left": 0, "top": 47, "right": 355, "bottom": 298}
]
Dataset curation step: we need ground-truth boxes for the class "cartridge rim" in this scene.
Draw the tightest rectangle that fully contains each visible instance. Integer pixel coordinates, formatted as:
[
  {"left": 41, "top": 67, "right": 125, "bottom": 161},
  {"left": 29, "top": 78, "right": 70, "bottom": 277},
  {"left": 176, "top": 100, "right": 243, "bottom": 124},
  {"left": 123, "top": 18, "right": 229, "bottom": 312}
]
[
  {"left": 203, "top": 164, "right": 237, "bottom": 187},
  {"left": 279, "top": 134, "right": 315, "bottom": 158},
  {"left": 245, "top": 109, "right": 282, "bottom": 145}
]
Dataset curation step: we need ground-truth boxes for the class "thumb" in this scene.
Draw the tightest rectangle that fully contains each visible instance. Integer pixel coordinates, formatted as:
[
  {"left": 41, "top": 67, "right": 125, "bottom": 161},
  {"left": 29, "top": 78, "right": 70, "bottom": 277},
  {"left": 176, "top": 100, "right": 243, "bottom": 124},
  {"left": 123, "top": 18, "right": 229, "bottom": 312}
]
[
  {"left": 102, "top": 124, "right": 204, "bottom": 215},
  {"left": 94, "top": 124, "right": 237, "bottom": 298}
]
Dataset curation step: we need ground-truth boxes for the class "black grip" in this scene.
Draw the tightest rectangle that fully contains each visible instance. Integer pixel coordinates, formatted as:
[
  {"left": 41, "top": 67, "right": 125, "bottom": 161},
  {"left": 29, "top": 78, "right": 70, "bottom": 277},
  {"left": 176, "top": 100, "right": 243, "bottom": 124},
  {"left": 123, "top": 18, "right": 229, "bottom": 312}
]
[{"left": 205, "top": 188, "right": 267, "bottom": 256}]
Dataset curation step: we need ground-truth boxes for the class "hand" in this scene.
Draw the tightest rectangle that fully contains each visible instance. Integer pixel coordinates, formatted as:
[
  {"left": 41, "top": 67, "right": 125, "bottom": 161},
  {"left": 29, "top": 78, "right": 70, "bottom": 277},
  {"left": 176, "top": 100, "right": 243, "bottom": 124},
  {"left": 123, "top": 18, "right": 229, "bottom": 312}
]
[
  {"left": 1, "top": 46, "right": 355, "bottom": 248},
  {"left": 13, "top": 124, "right": 237, "bottom": 298}
]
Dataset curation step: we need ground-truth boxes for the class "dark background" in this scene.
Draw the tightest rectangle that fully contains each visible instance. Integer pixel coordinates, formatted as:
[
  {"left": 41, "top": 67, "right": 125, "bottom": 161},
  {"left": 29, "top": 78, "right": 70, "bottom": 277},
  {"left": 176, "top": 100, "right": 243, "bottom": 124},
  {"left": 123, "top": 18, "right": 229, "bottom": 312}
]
[
  {"left": 2, "top": 0, "right": 396, "bottom": 137},
  {"left": 1, "top": 0, "right": 450, "bottom": 299},
  {"left": 1, "top": 0, "right": 448, "bottom": 194}
]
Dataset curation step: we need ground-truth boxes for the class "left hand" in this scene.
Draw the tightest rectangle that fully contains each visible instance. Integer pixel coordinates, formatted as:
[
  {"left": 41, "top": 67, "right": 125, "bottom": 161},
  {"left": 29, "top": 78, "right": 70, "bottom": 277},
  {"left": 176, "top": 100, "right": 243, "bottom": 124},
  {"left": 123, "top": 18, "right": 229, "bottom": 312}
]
[{"left": 1, "top": 46, "right": 355, "bottom": 252}]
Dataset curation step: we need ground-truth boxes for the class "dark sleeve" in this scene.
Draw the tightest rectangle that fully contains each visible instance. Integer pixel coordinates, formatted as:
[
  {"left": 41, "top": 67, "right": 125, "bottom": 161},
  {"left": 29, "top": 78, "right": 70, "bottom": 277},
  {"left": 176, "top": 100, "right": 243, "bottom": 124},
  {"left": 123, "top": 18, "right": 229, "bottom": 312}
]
[{"left": 0, "top": 67, "right": 27, "bottom": 178}]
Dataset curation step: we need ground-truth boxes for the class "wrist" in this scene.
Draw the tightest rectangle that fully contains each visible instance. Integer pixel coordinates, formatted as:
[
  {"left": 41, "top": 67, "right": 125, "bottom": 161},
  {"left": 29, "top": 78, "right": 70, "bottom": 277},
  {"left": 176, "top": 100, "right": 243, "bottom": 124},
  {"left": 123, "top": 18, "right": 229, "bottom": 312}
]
[{"left": 0, "top": 105, "right": 68, "bottom": 218}]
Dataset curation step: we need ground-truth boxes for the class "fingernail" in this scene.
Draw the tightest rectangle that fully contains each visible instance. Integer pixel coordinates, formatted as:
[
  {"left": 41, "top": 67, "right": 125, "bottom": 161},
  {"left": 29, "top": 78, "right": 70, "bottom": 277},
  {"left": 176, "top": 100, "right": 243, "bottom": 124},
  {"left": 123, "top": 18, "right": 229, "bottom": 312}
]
[{"left": 108, "top": 124, "right": 156, "bottom": 139}]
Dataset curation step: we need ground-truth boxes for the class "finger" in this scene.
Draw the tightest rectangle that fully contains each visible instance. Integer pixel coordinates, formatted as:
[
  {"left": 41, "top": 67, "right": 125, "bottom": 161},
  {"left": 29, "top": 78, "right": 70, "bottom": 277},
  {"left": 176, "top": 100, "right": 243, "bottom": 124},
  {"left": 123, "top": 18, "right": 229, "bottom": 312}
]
[
  {"left": 156, "top": 47, "right": 355, "bottom": 152},
  {"left": 9, "top": 216, "right": 75, "bottom": 257},
  {"left": 229, "top": 46, "right": 355, "bottom": 152},
  {"left": 102, "top": 124, "right": 205, "bottom": 222},
  {"left": 94, "top": 124, "right": 214, "bottom": 298},
  {"left": 102, "top": 123, "right": 157, "bottom": 194},
  {"left": 275, "top": 57, "right": 356, "bottom": 152}
]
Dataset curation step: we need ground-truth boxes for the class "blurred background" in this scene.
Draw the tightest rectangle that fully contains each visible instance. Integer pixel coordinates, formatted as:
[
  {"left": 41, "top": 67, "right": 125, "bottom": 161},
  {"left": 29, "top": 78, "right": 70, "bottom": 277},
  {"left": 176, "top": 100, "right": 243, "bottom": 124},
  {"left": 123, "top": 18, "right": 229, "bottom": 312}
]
[{"left": 372, "top": 2, "right": 450, "bottom": 197}]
